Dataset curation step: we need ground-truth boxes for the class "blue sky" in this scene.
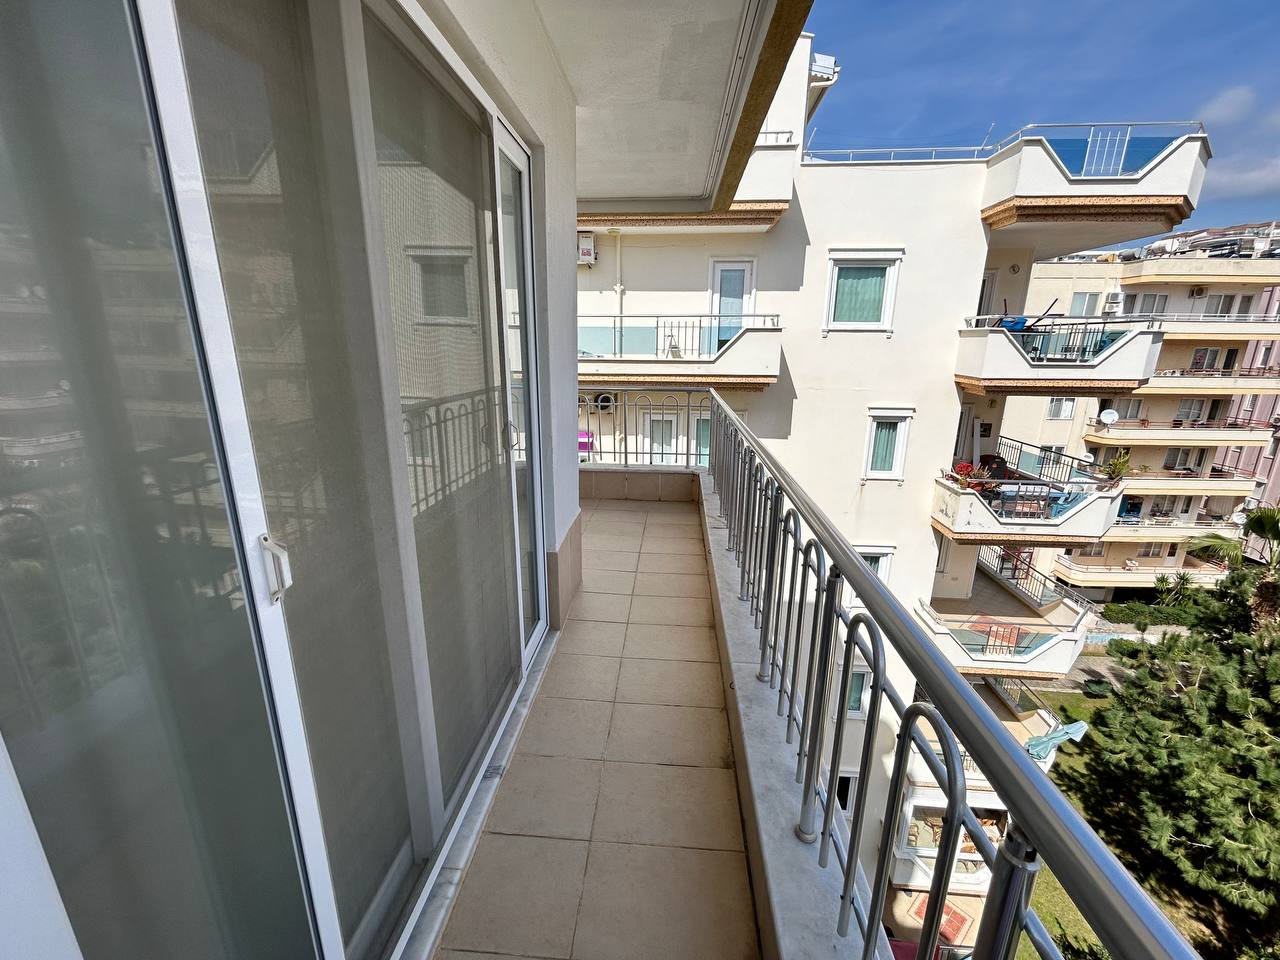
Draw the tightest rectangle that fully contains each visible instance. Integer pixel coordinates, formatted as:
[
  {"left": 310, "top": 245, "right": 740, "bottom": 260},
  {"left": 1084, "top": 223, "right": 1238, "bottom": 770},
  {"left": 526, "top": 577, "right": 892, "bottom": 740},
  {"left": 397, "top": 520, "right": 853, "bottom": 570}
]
[{"left": 802, "top": 0, "right": 1280, "bottom": 238}]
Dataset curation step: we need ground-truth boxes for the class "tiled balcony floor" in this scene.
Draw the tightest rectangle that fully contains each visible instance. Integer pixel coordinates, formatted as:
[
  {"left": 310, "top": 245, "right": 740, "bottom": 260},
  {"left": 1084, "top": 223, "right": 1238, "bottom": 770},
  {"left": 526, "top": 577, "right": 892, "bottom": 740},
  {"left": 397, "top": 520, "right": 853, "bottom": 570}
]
[{"left": 435, "top": 497, "right": 760, "bottom": 960}]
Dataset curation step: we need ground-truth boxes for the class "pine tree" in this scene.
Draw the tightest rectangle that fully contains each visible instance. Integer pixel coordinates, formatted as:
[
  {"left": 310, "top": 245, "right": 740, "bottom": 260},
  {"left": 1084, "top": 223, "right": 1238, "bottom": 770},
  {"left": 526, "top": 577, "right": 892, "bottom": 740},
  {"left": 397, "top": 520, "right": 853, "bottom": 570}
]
[{"left": 1083, "top": 571, "right": 1280, "bottom": 949}]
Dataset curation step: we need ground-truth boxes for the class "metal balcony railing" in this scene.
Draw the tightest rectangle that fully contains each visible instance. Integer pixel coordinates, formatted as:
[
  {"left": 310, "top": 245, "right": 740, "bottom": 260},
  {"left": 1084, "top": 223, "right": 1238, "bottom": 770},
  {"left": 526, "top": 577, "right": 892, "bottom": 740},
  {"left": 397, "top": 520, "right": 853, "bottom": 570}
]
[
  {"left": 1089, "top": 416, "right": 1272, "bottom": 431},
  {"left": 990, "top": 435, "right": 1103, "bottom": 486},
  {"left": 576, "top": 313, "right": 779, "bottom": 360},
  {"left": 1153, "top": 364, "right": 1280, "bottom": 379},
  {"left": 805, "top": 121, "right": 1204, "bottom": 177},
  {"left": 966, "top": 479, "right": 1093, "bottom": 521},
  {"left": 707, "top": 389, "right": 1199, "bottom": 960},
  {"left": 977, "top": 544, "right": 1094, "bottom": 611},
  {"left": 966, "top": 315, "right": 1132, "bottom": 363},
  {"left": 577, "top": 390, "right": 711, "bottom": 469}
]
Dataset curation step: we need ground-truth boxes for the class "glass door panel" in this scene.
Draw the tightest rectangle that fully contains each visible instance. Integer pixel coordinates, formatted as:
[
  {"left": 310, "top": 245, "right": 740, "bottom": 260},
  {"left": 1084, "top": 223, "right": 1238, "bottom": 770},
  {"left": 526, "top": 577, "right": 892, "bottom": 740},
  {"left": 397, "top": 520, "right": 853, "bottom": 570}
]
[
  {"left": 363, "top": 12, "right": 521, "bottom": 809},
  {"left": 496, "top": 139, "right": 546, "bottom": 651},
  {"left": 173, "top": 0, "right": 439, "bottom": 954},
  {"left": 0, "top": 0, "right": 313, "bottom": 954},
  {"left": 712, "top": 260, "right": 752, "bottom": 350}
]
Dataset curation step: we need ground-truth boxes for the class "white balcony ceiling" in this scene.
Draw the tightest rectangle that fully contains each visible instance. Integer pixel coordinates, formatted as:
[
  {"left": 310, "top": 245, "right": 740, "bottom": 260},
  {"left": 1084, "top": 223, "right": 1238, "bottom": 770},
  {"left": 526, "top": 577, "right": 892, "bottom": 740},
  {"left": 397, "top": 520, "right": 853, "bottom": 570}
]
[{"left": 534, "top": 0, "right": 771, "bottom": 204}]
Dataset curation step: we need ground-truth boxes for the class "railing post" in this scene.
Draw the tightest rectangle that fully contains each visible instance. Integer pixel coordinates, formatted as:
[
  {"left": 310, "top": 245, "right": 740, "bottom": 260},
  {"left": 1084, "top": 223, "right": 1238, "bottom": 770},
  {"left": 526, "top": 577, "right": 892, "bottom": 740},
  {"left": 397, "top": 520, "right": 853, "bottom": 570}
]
[
  {"left": 757, "top": 484, "right": 783, "bottom": 682},
  {"left": 972, "top": 822, "right": 1040, "bottom": 960},
  {"left": 796, "top": 565, "right": 841, "bottom": 843}
]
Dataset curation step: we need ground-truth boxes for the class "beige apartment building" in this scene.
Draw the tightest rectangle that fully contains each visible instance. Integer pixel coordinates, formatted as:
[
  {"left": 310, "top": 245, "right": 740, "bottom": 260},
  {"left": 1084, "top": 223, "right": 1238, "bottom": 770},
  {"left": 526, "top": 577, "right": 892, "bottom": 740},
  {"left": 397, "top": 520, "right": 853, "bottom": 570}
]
[
  {"left": 576, "top": 33, "right": 1216, "bottom": 941},
  {"left": 999, "top": 233, "right": 1280, "bottom": 600}
]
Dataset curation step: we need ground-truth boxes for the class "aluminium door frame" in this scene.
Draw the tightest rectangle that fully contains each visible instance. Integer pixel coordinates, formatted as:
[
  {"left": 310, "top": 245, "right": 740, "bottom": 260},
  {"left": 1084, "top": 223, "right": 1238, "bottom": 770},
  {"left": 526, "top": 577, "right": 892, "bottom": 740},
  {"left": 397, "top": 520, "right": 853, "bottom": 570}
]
[
  {"left": 492, "top": 121, "right": 551, "bottom": 668},
  {"left": 132, "top": 0, "right": 346, "bottom": 954}
]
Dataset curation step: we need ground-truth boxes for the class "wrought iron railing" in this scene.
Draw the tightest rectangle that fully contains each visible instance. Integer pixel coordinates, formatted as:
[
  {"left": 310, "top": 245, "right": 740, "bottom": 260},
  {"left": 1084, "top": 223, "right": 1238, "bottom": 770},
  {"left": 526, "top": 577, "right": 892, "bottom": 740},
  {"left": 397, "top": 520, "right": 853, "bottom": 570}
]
[
  {"left": 1089, "top": 416, "right": 1272, "bottom": 431},
  {"left": 991, "top": 436, "right": 1103, "bottom": 486},
  {"left": 576, "top": 313, "right": 779, "bottom": 360},
  {"left": 967, "top": 315, "right": 1132, "bottom": 362},
  {"left": 707, "top": 390, "right": 1199, "bottom": 960},
  {"left": 577, "top": 390, "right": 712, "bottom": 469}
]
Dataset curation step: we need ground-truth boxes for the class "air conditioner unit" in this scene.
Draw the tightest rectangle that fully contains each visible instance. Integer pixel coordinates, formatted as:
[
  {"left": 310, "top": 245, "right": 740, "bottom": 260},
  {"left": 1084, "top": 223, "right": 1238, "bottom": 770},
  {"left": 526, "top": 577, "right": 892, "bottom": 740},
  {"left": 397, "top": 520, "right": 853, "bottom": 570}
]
[
  {"left": 577, "top": 232, "right": 596, "bottom": 266},
  {"left": 1102, "top": 292, "right": 1122, "bottom": 312},
  {"left": 1189, "top": 285, "right": 1208, "bottom": 298}
]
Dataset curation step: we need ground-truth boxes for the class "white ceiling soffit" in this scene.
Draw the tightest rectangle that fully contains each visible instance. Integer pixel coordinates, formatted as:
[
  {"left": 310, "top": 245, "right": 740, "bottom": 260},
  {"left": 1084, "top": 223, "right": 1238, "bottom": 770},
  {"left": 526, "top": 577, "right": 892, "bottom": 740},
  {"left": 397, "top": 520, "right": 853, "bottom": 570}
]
[{"left": 534, "top": 0, "right": 772, "bottom": 205}]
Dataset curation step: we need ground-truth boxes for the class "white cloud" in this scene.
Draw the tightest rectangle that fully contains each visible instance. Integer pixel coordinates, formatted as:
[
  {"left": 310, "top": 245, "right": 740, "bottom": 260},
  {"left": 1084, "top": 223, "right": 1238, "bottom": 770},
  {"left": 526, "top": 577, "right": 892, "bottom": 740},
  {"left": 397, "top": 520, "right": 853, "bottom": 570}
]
[
  {"left": 1203, "top": 154, "right": 1280, "bottom": 200},
  {"left": 1197, "top": 85, "right": 1256, "bottom": 128}
]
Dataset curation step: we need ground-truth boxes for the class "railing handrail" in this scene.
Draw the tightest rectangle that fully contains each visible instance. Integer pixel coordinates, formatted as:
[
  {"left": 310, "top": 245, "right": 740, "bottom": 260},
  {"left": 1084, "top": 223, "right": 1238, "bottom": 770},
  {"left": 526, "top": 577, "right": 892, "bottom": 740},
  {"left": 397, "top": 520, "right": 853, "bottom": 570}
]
[
  {"left": 967, "top": 312, "right": 1280, "bottom": 327},
  {"left": 1057, "top": 555, "right": 1227, "bottom": 573},
  {"left": 1153, "top": 365, "right": 1280, "bottom": 378},
  {"left": 577, "top": 312, "right": 780, "bottom": 322},
  {"left": 1089, "top": 416, "right": 1273, "bottom": 430},
  {"left": 709, "top": 388, "right": 1199, "bottom": 960},
  {"left": 978, "top": 543, "right": 1095, "bottom": 613}
]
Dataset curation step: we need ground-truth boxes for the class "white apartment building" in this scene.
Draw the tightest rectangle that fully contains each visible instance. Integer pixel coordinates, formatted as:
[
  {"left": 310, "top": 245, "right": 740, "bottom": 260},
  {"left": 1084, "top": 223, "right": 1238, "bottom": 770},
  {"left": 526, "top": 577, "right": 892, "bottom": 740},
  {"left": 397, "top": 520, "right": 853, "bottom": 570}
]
[
  {"left": 576, "top": 35, "right": 1215, "bottom": 939},
  {"left": 1000, "top": 238, "right": 1280, "bottom": 600}
]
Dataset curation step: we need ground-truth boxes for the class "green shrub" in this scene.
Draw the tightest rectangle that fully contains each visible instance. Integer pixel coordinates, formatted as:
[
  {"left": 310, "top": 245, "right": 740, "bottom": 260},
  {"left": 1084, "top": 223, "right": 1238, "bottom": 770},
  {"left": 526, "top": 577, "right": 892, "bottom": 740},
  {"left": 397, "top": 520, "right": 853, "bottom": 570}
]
[{"left": 1101, "top": 601, "right": 1196, "bottom": 627}]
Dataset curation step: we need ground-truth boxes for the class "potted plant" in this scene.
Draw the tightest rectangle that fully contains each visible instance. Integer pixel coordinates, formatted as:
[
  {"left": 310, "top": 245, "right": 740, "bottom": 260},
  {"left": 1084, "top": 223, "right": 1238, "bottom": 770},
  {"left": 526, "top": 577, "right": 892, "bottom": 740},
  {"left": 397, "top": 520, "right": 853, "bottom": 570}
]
[{"left": 1100, "top": 451, "right": 1130, "bottom": 485}]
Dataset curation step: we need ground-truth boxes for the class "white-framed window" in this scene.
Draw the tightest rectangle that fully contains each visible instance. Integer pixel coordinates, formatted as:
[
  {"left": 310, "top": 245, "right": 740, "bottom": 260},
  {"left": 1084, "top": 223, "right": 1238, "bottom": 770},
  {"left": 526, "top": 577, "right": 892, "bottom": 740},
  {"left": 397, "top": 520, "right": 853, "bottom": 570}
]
[
  {"left": 693, "top": 414, "right": 711, "bottom": 467},
  {"left": 411, "top": 250, "right": 472, "bottom": 325},
  {"left": 1259, "top": 344, "right": 1273, "bottom": 368},
  {"left": 825, "top": 249, "right": 902, "bottom": 331},
  {"left": 835, "top": 773, "right": 858, "bottom": 814},
  {"left": 1122, "top": 293, "right": 1137, "bottom": 314},
  {"left": 1139, "top": 293, "right": 1168, "bottom": 314},
  {"left": 1076, "top": 541, "right": 1106, "bottom": 558},
  {"left": 1175, "top": 397, "right": 1205, "bottom": 421},
  {"left": 1205, "top": 293, "right": 1236, "bottom": 316},
  {"left": 1111, "top": 397, "right": 1142, "bottom": 420},
  {"left": 1238, "top": 294, "right": 1255, "bottom": 315},
  {"left": 1069, "top": 291, "right": 1100, "bottom": 316},
  {"left": 1046, "top": 397, "right": 1075, "bottom": 420},
  {"left": 644, "top": 412, "right": 677, "bottom": 465},
  {"left": 855, "top": 545, "right": 894, "bottom": 581},
  {"left": 934, "top": 529, "right": 949, "bottom": 572},
  {"left": 864, "top": 407, "right": 913, "bottom": 480},
  {"left": 1163, "top": 446, "right": 1205, "bottom": 471},
  {"left": 1137, "top": 542, "right": 1164, "bottom": 558}
]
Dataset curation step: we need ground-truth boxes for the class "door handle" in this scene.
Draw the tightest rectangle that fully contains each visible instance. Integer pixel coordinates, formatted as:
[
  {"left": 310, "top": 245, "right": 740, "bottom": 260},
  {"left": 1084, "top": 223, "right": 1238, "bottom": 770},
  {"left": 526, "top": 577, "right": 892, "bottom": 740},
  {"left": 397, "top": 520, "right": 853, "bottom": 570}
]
[
  {"left": 507, "top": 419, "right": 520, "bottom": 450},
  {"left": 259, "top": 534, "right": 293, "bottom": 604}
]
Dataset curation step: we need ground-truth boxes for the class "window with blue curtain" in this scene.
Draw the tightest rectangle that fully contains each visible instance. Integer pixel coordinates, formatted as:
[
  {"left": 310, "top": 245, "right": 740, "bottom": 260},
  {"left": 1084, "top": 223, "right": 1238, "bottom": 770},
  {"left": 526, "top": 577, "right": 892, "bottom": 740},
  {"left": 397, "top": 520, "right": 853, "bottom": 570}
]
[
  {"left": 868, "top": 418, "right": 899, "bottom": 473},
  {"left": 831, "top": 264, "right": 887, "bottom": 324}
]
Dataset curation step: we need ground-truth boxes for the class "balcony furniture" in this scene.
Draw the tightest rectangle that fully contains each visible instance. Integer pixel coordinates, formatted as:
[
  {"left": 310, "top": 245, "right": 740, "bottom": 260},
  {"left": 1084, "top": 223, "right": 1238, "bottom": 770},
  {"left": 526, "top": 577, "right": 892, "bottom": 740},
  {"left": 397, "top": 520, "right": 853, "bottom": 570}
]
[{"left": 576, "top": 431, "right": 593, "bottom": 454}]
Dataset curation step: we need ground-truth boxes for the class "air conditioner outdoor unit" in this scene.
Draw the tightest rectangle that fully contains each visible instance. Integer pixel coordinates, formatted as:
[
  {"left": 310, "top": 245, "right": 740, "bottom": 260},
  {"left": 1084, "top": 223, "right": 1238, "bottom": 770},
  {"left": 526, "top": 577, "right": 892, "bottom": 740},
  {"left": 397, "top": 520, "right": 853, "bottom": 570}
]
[
  {"left": 577, "top": 232, "right": 596, "bottom": 266},
  {"left": 1189, "top": 285, "right": 1208, "bottom": 298}
]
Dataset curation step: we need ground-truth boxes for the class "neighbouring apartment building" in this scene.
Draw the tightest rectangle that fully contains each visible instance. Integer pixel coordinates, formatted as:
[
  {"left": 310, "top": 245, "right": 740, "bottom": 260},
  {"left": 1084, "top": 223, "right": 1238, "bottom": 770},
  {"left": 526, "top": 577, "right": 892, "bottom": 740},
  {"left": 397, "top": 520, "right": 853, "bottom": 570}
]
[
  {"left": 1000, "top": 228, "right": 1280, "bottom": 598},
  {"left": 576, "top": 34, "right": 1221, "bottom": 939}
]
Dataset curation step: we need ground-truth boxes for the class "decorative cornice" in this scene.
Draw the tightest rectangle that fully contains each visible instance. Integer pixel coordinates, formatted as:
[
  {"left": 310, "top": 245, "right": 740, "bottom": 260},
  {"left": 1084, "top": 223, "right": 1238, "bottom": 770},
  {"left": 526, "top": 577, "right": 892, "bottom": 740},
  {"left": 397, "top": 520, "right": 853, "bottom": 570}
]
[
  {"left": 577, "top": 201, "right": 789, "bottom": 231},
  {"left": 955, "top": 374, "right": 1144, "bottom": 396},
  {"left": 981, "top": 195, "right": 1194, "bottom": 231}
]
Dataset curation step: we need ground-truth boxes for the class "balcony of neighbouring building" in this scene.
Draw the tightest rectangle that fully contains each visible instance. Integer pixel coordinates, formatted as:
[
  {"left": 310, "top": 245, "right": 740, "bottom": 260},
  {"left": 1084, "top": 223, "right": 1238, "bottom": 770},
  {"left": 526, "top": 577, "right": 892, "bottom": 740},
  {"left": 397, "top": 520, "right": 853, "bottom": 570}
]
[
  {"left": 1082, "top": 414, "right": 1274, "bottom": 447},
  {"left": 956, "top": 315, "right": 1162, "bottom": 395},
  {"left": 1142, "top": 311, "right": 1280, "bottom": 340},
  {"left": 921, "top": 547, "right": 1093, "bottom": 678},
  {"left": 577, "top": 314, "right": 782, "bottom": 390},
  {"left": 1053, "top": 552, "right": 1229, "bottom": 588},
  {"left": 1137, "top": 361, "right": 1280, "bottom": 395},
  {"left": 1103, "top": 511, "right": 1243, "bottom": 542},
  {"left": 932, "top": 474, "right": 1123, "bottom": 544},
  {"left": 439, "top": 389, "right": 1199, "bottom": 960},
  {"left": 1117, "top": 462, "right": 1259, "bottom": 497}
]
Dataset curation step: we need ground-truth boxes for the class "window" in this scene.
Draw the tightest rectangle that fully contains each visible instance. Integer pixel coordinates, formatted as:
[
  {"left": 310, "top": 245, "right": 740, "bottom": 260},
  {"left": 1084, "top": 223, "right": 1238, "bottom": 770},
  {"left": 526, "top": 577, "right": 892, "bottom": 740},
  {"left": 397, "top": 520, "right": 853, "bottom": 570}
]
[
  {"left": 1122, "top": 293, "right": 1137, "bottom": 314},
  {"left": 934, "top": 530, "right": 949, "bottom": 572},
  {"left": 1190, "top": 347, "right": 1220, "bottom": 370},
  {"left": 1138, "top": 542, "right": 1164, "bottom": 558},
  {"left": 1260, "top": 344, "right": 1273, "bottom": 368},
  {"left": 1205, "top": 293, "right": 1236, "bottom": 316},
  {"left": 855, "top": 545, "right": 894, "bottom": 582},
  {"left": 645, "top": 413, "right": 676, "bottom": 465},
  {"left": 711, "top": 259, "right": 753, "bottom": 350},
  {"left": 694, "top": 415, "right": 711, "bottom": 467},
  {"left": 1078, "top": 542, "right": 1105, "bottom": 558},
  {"left": 1175, "top": 398, "right": 1205, "bottom": 421},
  {"left": 1168, "top": 542, "right": 1180, "bottom": 558},
  {"left": 1239, "top": 295, "right": 1255, "bottom": 315},
  {"left": 864, "top": 407, "right": 913, "bottom": 479},
  {"left": 1163, "top": 447, "right": 1204, "bottom": 471},
  {"left": 1267, "top": 437, "right": 1278, "bottom": 459},
  {"left": 415, "top": 254, "right": 470, "bottom": 323},
  {"left": 1045, "top": 444, "right": 1065, "bottom": 456},
  {"left": 1047, "top": 397, "right": 1075, "bottom": 419},
  {"left": 1113, "top": 397, "right": 1142, "bottom": 419},
  {"left": 1069, "top": 292, "right": 1101, "bottom": 316},
  {"left": 826, "top": 250, "right": 901, "bottom": 330},
  {"left": 1139, "top": 293, "right": 1168, "bottom": 314},
  {"left": 836, "top": 774, "right": 857, "bottom": 812},
  {"left": 846, "top": 670, "right": 869, "bottom": 715}
]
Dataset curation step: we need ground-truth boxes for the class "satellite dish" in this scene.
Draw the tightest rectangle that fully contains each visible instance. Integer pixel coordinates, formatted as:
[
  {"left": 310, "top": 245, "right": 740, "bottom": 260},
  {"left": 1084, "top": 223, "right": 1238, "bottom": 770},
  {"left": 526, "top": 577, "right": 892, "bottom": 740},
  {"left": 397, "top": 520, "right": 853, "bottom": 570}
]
[
  {"left": 1231, "top": 511, "right": 1248, "bottom": 525},
  {"left": 1098, "top": 409, "right": 1120, "bottom": 426},
  {"left": 1078, "top": 452, "right": 1095, "bottom": 465}
]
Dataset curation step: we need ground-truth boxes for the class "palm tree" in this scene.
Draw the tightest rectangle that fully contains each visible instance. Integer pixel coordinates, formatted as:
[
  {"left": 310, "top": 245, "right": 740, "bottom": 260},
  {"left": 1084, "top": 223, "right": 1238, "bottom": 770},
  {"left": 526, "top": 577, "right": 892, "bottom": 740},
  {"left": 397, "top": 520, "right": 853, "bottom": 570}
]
[
  {"left": 1153, "top": 570, "right": 1195, "bottom": 607},
  {"left": 1189, "top": 505, "right": 1280, "bottom": 622}
]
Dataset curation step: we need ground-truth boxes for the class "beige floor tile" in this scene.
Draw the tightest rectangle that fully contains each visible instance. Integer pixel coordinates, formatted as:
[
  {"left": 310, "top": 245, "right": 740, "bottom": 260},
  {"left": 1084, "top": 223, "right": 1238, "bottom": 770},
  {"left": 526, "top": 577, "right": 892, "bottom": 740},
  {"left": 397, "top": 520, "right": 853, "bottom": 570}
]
[
  {"left": 558, "top": 619, "right": 626, "bottom": 657},
  {"left": 595, "top": 499, "right": 648, "bottom": 511},
  {"left": 636, "top": 553, "right": 707, "bottom": 574},
  {"left": 517, "top": 698, "right": 612, "bottom": 760},
  {"left": 486, "top": 755, "right": 601, "bottom": 840},
  {"left": 623, "top": 624, "right": 718, "bottom": 662},
  {"left": 641, "top": 500, "right": 699, "bottom": 514},
  {"left": 437, "top": 952, "right": 542, "bottom": 960},
  {"left": 592, "top": 763, "right": 743, "bottom": 850},
  {"left": 585, "top": 519, "right": 647, "bottom": 538},
  {"left": 583, "top": 549, "right": 638, "bottom": 573},
  {"left": 539, "top": 654, "right": 620, "bottom": 701},
  {"left": 571, "top": 842, "right": 757, "bottom": 960},
  {"left": 616, "top": 658, "right": 723, "bottom": 708},
  {"left": 567, "top": 592, "right": 632, "bottom": 623},
  {"left": 583, "top": 533, "right": 643, "bottom": 553},
  {"left": 628, "top": 595, "right": 713, "bottom": 626},
  {"left": 632, "top": 571, "right": 709, "bottom": 598},
  {"left": 639, "top": 537, "right": 704, "bottom": 556},
  {"left": 644, "top": 512, "right": 701, "bottom": 527},
  {"left": 441, "top": 833, "right": 587, "bottom": 958},
  {"left": 581, "top": 569, "right": 636, "bottom": 595},
  {"left": 605, "top": 702, "right": 732, "bottom": 767},
  {"left": 641, "top": 526, "right": 702, "bottom": 542}
]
